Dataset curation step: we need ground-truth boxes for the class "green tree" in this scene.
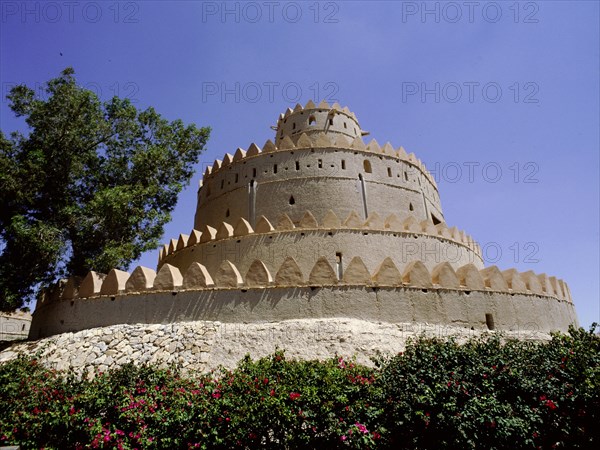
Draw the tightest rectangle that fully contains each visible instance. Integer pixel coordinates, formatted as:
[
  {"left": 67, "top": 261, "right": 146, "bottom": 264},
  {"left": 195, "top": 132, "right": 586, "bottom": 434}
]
[{"left": 0, "top": 68, "right": 210, "bottom": 311}]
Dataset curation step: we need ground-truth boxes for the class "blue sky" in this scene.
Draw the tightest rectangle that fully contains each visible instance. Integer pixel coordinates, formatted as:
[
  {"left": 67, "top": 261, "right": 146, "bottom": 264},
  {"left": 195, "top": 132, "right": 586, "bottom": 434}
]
[{"left": 1, "top": 1, "right": 598, "bottom": 327}]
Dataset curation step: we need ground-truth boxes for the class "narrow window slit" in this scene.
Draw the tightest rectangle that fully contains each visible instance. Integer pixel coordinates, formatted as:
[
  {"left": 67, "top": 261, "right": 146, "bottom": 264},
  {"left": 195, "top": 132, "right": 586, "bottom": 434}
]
[{"left": 335, "top": 253, "right": 343, "bottom": 280}]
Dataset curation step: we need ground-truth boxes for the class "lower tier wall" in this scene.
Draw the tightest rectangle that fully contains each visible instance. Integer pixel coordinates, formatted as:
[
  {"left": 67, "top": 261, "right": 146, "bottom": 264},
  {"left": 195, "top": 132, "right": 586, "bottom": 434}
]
[
  {"left": 0, "top": 319, "right": 557, "bottom": 379},
  {"left": 29, "top": 286, "right": 578, "bottom": 340}
]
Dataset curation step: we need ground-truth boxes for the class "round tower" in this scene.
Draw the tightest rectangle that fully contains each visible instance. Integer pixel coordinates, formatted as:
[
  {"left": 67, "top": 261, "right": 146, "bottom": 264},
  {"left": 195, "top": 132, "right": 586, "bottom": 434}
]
[
  {"left": 168, "top": 100, "right": 480, "bottom": 282},
  {"left": 28, "top": 101, "right": 578, "bottom": 343},
  {"left": 275, "top": 100, "right": 365, "bottom": 144},
  {"left": 194, "top": 101, "right": 444, "bottom": 235}
]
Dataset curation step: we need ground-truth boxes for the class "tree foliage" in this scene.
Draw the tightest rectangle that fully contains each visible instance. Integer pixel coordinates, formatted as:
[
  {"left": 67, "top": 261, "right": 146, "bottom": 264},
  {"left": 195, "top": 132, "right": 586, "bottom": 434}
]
[{"left": 0, "top": 68, "right": 210, "bottom": 311}]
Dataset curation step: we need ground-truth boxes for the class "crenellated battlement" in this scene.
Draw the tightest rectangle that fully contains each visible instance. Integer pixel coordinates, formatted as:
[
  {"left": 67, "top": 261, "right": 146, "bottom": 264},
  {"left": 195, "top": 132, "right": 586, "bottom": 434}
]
[
  {"left": 42, "top": 255, "right": 572, "bottom": 304},
  {"left": 161, "top": 210, "right": 482, "bottom": 262},
  {"left": 198, "top": 132, "right": 438, "bottom": 190}
]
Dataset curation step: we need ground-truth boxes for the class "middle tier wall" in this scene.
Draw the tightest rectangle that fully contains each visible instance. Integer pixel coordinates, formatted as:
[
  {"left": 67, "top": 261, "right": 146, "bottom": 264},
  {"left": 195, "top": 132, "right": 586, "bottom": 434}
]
[{"left": 160, "top": 229, "right": 484, "bottom": 280}]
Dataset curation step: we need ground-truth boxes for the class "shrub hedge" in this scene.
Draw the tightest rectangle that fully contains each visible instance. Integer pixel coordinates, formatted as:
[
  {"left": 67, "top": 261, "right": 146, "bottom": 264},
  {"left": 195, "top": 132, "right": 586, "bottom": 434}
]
[{"left": 0, "top": 326, "right": 598, "bottom": 449}]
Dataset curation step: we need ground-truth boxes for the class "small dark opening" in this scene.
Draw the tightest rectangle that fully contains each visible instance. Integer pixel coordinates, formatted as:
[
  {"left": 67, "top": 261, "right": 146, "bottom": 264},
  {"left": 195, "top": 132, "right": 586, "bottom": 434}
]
[
  {"left": 329, "top": 118, "right": 333, "bottom": 125},
  {"left": 274, "top": 164, "right": 278, "bottom": 174},
  {"left": 221, "top": 180, "right": 224, "bottom": 189},
  {"left": 341, "top": 160, "right": 346, "bottom": 170},
  {"left": 404, "top": 171, "right": 408, "bottom": 181},
  {"left": 318, "top": 159, "right": 323, "bottom": 168},
  {"left": 225, "top": 209, "right": 230, "bottom": 217},
  {"left": 252, "top": 168, "right": 257, "bottom": 178},
  {"left": 235, "top": 173, "right": 238, "bottom": 183},
  {"left": 409, "top": 203, "right": 414, "bottom": 211},
  {"left": 292, "top": 123, "right": 296, "bottom": 129},
  {"left": 308, "top": 115, "right": 316, "bottom": 125},
  {"left": 363, "top": 160, "right": 372, "bottom": 173},
  {"left": 387, "top": 167, "right": 392, "bottom": 177},
  {"left": 295, "top": 161, "right": 300, "bottom": 170},
  {"left": 431, "top": 214, "right": 441, "bottom": 225},
  {"left": 486, "top": 313, "right": 495, "bottom": 330},
  {"left": 289, "top": 195, "right": 295, "bottom": 205},
  {"left": 335, "top": 252, "right": 343, "bottom": 279},
  {"left": 344, "top": 122, "right": 347, "bottom": 128}
]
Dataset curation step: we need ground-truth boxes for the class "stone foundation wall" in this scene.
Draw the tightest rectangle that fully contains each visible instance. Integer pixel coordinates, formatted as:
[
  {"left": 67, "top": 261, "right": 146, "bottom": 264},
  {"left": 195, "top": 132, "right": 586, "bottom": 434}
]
[{"left": 1, "top": 319, "right": 555, "bottom": 379}]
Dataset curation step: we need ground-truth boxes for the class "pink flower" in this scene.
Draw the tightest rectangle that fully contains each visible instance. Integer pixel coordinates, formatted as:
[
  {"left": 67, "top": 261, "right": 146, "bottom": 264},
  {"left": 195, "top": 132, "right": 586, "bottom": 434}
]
[
  {"left": 340, "top": 435, "right": 347, "bottom": 441},
  {"left": 355, "top": 423, "right": 368, "bottom": 434},
  {"left": 212, "top": 391, "right": 222, "bottom": 399},
  {"left": 289, "top": 392, "right": 301, "bottom": 400}
]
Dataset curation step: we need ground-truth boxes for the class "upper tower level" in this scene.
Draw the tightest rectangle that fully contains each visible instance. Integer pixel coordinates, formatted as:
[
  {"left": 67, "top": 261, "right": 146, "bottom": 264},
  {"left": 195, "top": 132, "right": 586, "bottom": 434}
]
[{"left": 274, "top": 100, "right": 368, "bottom": 144}]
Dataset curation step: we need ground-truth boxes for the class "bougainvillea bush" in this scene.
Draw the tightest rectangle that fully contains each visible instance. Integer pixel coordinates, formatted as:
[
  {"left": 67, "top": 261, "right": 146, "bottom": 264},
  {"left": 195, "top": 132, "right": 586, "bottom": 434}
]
[{"left": 0, "top": 326, "right": 598, "bottom": 449}]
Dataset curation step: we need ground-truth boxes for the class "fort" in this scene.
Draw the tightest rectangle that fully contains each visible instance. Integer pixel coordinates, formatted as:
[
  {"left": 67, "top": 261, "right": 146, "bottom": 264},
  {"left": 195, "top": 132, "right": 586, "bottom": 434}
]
[{"left": 4, "top": 100, "right": 578, "bottom": 374}]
